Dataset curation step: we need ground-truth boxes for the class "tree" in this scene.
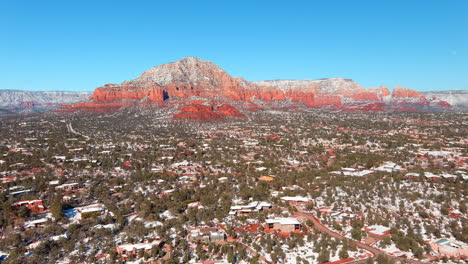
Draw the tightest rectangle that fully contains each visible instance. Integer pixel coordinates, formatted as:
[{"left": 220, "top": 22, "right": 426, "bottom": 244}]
[
  {"left": 376, "top": 254, "right": 393, "bottom": 264},
  {"left": 333, "top": 221, "right": 343, "bottom": 231},
  {"left": 50, "top": 196, "right": 64, "bottom": 220},
  {"left": 318, "top": 249, "right": 329, "bottom": 263},
  {"left": 413, "top": 246, "right": 424, "bottom": 259},
  {"left": 17, "top": 206, "right": 30, "bottom": 218},
  {"left": 351, "top": 227, "right": 362, "bottom": 241},
  {"left": 339, "top": 246, "right": 349, "bottom": 259},
  {"left": 381, "top": 236, "right": 392, "bottom": 247},
  {"left": 440, "top": 206, "right": 449, "bottom": 216},
  {"left": 227, "top": 247, "right": 235, "bottom": 263}
]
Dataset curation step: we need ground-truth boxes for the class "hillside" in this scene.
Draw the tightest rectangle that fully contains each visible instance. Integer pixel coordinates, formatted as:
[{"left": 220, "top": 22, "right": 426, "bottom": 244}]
[
  {"left": 421, "top": 90, "right": 468, "bottom": 109},
  {"left": 59, "top": 57, "right": 454, "bottom": 119},
  {"left": 0, "top": 90, "right": 91, "bottom": 114}
]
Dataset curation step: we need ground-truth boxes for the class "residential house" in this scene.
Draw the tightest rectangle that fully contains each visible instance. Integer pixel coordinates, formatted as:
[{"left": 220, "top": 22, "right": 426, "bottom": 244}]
[
  {"left": 229, "top": 201, "right": 272, "bottom": 216},
  {"left": 265, "top": 217, "right": 302, "bottom": 233},
  {"left": 116, "top": 240, "right": 163, "bottom": 257},
  {"left": 364, "top": 225, "right": 391, "bottom": 239},
  {"left": 13, "top": 200, "right": 45, "bottom": 213},
  {"left": 188, "top": 227, "right": 226, "bottom": 243},
  {"left": 430, "top": 239, "right": 468, "bottom": 259}
]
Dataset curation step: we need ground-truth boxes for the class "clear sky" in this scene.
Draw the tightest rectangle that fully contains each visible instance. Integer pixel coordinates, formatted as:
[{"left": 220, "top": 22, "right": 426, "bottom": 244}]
[{"left": 1, "top": 0, "right": 467, "bottom": 91}]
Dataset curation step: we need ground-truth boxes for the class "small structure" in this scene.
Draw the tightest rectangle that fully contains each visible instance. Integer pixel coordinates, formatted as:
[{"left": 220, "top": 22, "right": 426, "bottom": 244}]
[
  {"left": 77, "top": 203, "right": 106, "bottom": 219},
  {"left": 405, "top": 172, "right": 419, "bottom": 179},
  {"left": 364, "top": 225, "right": 390, "bottom": 239},
  {"left": 229, "top": 201, "right": 272, "bottom": 216},
  {"left": 280, "top": 196, "right": 312, "bottom": 205},
  {"left": 265, "top": 217, "right": 301, "bottom": 233},
  {"left": 330, "top": 211, "right": 358, "bottom": 222},
  {"left": 430, "top": 239, "right": 468, "bottom": 259},
  {"left": 24, "top": 218, "right": 48, "bottom": 229},
  {"left": 259, "top": 176, "right": 274, "bottom": 182},
  {"left": 375, "top": 162, "right": 406, "bottom": 173},
  {"left": 55, "top": 183, "right": 80, "bottom": 191},
  {"left": 116, "top": 240, "right": 163, "bottom": 257},
  {"left": 330, "top": 169, "right": 375, "bottom": 177},
  {"left": 13, "top": 200, "right": 45, "bottom": 213},
  {"left": 441, "top": 173, "right": 457, "bottom": 180},
  {"left": 218, "top": 177, "right": 228, "bottom": 183},
  {"left": 10, "top": 189, "right": 32, "bottom": 198},
  {"left": 424, "top": 172, "right": 441, "bottom": 181},
  {"left": 188, "top": 227, "right": 226, "bottom": 243}
]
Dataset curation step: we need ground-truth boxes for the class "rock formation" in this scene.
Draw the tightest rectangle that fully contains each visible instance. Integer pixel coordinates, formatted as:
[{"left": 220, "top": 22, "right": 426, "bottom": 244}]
[
  {"left": 59, "top": 56, "right": 452, "bottom": 118},
  {"left": 392, "top": 85, "right": 422, "bottom": 98}
]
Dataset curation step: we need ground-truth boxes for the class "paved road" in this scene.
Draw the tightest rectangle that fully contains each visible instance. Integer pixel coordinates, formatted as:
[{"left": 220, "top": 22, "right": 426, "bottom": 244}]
[
  {"left": 67, "top": 123, "right": 90, "bottom": 139},
  {"left": 297, "top": 210, "right": 431, "bottom": 264}
]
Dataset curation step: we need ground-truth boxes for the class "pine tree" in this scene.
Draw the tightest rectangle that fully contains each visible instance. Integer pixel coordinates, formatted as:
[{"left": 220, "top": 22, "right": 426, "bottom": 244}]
[
  {"left": 50, "top": 196, "right": 63, "bottom": 220},
  {"left": 318, "top": 248, "right": 329, "bottom": 263}
]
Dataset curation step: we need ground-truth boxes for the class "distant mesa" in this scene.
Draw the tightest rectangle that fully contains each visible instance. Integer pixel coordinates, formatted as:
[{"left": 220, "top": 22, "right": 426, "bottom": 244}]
[
  {"left": 0, "top": 90, "right": 92, "bottom": 114},
  {"left": 57, "top": 56, "right": 453, "bottom": 119}
]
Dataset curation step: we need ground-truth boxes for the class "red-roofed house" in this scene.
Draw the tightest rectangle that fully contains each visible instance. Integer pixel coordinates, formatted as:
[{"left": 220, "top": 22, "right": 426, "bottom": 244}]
[{"left": 13, "top": 200, "right": 45, "bottom": 213}]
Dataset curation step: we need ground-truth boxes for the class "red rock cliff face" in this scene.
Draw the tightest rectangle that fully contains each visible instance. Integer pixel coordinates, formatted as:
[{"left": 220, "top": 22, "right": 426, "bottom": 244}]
[
  {"left": 347, "top": 85, "right": 390, "bottom": 101},
  {"left": 72, "top": 57, "right": 368, "bottom": 109},
  {"left": 216, "top": 103, "right": 245, "bottom": 117},
  {"left": 92, "top": 84, "right": 165, "bottom": 102},
  {"left": 379, "top": 85, "right": 391, "bottom": 98},
  {"left": 173, "top": 102, "right": 245, "bottom": 120},
  {"left": 61, "top": 57, "right": 447, "bottom": 116},
  {"left": 392, "top": 85, "right": 421, "bottom": 98}
]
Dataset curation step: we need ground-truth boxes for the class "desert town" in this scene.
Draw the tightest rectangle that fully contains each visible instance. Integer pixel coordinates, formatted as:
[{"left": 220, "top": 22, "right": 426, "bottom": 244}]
[{"left": 0, "top": 110, "right": 466, "bottom": 264}]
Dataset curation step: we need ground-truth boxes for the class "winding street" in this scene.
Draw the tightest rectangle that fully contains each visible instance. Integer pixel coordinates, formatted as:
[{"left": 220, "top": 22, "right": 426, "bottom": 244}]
[
  {"left": 296, "top": 210, "right": 431, "bottom": 264},
  {"left": 67, "top": 122, "right": 90, "bottom": 140}
]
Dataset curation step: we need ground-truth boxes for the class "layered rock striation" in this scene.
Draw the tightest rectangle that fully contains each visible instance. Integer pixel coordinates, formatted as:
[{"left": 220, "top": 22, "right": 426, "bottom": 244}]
[{"left": 59, "top": 56, "right": 451, "bottom": 118}]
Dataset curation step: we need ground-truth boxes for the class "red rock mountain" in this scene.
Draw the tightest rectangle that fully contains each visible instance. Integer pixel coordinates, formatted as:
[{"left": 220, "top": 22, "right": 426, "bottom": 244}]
[
  {"left": 392, "top": 85, "right": 422, "bottom": 98},
  {"left": 60, "top": 57, "right": 451, "bottom": 118}
]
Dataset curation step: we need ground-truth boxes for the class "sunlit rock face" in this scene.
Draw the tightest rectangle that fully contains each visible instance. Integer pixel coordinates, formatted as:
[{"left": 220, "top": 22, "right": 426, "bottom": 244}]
[{"left": 59, "top": 56, "right": 452, "bottom": 118}]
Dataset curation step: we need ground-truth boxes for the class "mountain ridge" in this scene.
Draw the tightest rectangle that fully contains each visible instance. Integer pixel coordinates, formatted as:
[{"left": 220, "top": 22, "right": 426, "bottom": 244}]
[
  {"left": 57, "top": 56, "right": 456, "bottom": 118},
  {"left": 0, "top": 90, "right": 92, "bottom": 114},
  {"left": 421, "top": 90, "right": 468, "bottom": 109}
]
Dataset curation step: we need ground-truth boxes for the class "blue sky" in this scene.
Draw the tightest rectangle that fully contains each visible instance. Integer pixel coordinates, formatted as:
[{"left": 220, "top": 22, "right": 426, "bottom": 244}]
[{"left": 1, "top": 0, "right": 467, "bottom": 91}]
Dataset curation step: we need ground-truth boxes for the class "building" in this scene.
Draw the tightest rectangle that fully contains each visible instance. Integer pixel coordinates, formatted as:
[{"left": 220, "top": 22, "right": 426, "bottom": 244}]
[
  {"left": 13, "top": 199, "right": 45, "bottom": 213},
  {"left": 188, "top": 227, "right": 226, "bottom": 243},
  {"left": 405, "top": 172, "right": 419, "bottom": 179},
  {"left": 24, "top": 218, "right": 48, "bottom": 229},
  {"left": 330, "top": 169, "right": 375, "bottom": 177},
  {"left": 259, "top": 176, "right": 274, "bottom": 182},
  {"left": 265, "top": 217, "right": 302, "bottom": 233},
  {"left": 280, "top": 196, "right": 312, "bottom": 205},
  {"left": 375, "top": 162, "right": 406, "bottom": 173},
  {"left": 430, "top": 239, "right": 468, "bottom": 259},
  {"left": 116, "top": 240, "right": 163, "bottom": 257},
  {"left": 364, "top": 225, "right": 391, "bottom": 239},
  {"left": 77, "top": 203, "right": 106, "bottom": 219},
  {"left": 229, "top": 201, "right": 272, "bottom": 216},
  {"left": 424, "top": 172, "right": 441, "bottom": 181},
  {"left": 55, "top": 183, "right": 80, "bottom": 191}
]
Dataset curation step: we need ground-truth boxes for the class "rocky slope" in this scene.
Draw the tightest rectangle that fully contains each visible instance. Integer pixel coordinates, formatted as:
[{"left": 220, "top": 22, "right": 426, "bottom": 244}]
[
  {"left": 0, "top": 90, "right": 91, "bottom": 114},
  {"left": 421, "top": 90, "right": 468, "bottom": 109},
  {"left": 59, "top": 57, "right": 453, "bottom": 119}
]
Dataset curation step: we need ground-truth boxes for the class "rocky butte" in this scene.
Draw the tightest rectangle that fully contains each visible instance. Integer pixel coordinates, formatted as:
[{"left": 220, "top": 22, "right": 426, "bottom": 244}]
[{"left": 59, "top": 56, "right": 451, "bottom": 119}]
